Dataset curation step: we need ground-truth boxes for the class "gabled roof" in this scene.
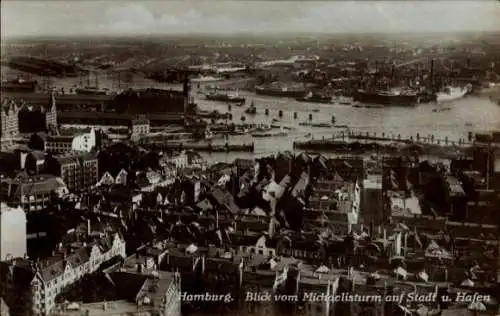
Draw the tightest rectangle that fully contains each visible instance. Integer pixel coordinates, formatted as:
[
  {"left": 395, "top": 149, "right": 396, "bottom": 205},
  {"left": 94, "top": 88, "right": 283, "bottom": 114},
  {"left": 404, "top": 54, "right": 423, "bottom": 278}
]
[{"left": 210, "top": 187, "right": 241, "bottom": 214}]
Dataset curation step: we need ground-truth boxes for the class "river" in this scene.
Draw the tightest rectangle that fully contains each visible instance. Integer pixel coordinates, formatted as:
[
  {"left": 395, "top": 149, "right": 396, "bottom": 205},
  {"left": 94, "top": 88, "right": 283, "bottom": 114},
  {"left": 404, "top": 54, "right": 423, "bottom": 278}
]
[
  {"left": 8, "top": 69, "right": 499, "bottom": 164},
  {"left": 192, "top": 88, "right": 500, "bottom": 164}
]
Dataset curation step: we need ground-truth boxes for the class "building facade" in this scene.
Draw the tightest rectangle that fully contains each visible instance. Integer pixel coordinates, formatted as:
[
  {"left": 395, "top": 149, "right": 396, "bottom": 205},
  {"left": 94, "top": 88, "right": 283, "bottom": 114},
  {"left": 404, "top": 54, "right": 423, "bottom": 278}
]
[
  {"left": 0, "top": 203, "right": 27, "bottom": 261},
  {"left": 0, "top": 173, "right": 69, "bottom": 212},
  {"left": 44, "top": 136, "right": 74, "bottom": 154},
  {"left": 17, "top": 94, "right": 57, "bottom": 134},
  {"left": 130, "top": 116, "right": 150, "bottom": 139},
  {"left": 45, "top": 153, "right": 98, "bottom": 192},
  {"left": 0, "top": 233, "right": 126, "bottom": 316},
  {"left": 163, "top": 273, "right": 181, "bottom": 316},
  {"left": 1, "top": 99, "right": 20, "bottom": 140}
]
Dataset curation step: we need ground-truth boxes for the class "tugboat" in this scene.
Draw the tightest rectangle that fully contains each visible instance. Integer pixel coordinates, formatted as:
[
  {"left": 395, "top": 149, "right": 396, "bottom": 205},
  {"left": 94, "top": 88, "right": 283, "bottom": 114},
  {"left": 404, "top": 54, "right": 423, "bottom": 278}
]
[
  {"left": 206, "top": 91, "right": 246, "bottom": 103},
  {"left": 244, "top": 100, "right": 257, "bottom": 115}
]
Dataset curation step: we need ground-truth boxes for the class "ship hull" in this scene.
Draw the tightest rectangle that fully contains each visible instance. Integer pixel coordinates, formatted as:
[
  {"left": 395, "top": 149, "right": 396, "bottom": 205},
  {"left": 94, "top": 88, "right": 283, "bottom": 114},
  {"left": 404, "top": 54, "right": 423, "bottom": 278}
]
[
  {"left": 353, "top": 91, "right": 419, "bottom": 106},
  {"left": 255, "top": 87, "right": 305, "bottom": 98},
  {"left": 205, "top": 95, "right": 245, "bottom": 103}
]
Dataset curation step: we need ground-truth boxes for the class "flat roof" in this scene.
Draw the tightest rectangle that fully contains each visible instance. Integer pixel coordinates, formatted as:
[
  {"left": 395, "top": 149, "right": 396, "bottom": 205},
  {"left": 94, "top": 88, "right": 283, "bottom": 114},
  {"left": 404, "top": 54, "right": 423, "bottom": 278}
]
[{"left": 390, "top": 193, "right": 422, "bottom": 217}]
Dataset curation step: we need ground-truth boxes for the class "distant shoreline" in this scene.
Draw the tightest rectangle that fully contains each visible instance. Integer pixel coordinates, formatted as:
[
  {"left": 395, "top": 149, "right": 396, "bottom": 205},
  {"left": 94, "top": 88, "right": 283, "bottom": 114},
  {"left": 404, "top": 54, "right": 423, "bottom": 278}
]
[{"left": 3, "top": 30, "right": 500, "bottom": 43}]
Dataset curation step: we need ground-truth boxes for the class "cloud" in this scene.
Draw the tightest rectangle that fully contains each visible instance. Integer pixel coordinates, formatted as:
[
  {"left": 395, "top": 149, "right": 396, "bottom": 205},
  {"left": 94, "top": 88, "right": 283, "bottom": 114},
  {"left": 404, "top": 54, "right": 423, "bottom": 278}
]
[{"left": 2, "top": 0, "right": 500, "bottom": 37}]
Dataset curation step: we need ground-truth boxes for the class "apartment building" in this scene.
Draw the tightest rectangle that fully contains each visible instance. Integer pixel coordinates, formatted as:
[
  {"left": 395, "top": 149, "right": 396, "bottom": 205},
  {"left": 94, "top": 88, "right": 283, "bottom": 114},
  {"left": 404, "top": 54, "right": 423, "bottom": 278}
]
[
  {"left": 0, "top": 173, "right": 69, "bottom": 212},
  {"left": 45, "top": 153, "right": 98, "bottom": 192},
  {"left": 0, "top": 233, "right": 126, "bottom": 316},
  {"left": 1, "top": 99, "right": 20, "bottom": 140}
]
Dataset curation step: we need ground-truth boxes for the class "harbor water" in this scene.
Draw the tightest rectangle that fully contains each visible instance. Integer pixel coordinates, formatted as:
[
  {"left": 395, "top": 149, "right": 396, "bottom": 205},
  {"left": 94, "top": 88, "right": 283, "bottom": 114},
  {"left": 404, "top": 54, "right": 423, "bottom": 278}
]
[
  {"left": 193, "top": 89, "right": 500, "bottom": 164},
  {"left": 8, "top": 70, "right": 499, "bottom": 164}
]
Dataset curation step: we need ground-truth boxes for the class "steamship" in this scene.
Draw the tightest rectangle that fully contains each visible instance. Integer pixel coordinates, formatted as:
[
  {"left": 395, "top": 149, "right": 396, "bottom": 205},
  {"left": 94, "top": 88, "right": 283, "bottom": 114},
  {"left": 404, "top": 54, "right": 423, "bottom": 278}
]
[
  {"left": 353, "top": 88, "right": 421, "bottom": 106},
  {"left": 255, "top": 82, "right": 306, "bottom": 98}
]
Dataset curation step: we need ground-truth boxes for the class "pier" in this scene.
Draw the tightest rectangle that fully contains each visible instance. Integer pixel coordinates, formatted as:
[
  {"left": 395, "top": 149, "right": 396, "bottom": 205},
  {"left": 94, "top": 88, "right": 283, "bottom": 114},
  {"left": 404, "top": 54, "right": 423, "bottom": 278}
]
[
  {"left": 142, "top": 140, "right": 254, "bottom": 152},
  {"left": 333, "top": 131, "right": 471, "bottom": 147},
  {"left": 292, "top": 131, "right": 499, "bottom": 158}
]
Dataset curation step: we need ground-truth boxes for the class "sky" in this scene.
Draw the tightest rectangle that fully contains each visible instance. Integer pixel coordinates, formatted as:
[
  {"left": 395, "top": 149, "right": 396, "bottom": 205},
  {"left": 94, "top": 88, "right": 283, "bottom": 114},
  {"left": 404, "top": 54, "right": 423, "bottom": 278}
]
[{"left": 2, "top": 0, "right": 500, "bottom": 38}]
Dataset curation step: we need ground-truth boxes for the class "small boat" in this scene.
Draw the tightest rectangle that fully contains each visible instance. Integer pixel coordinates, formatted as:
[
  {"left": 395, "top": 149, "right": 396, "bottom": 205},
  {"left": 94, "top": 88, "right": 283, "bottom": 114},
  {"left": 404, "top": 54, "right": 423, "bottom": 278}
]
[
  {"left": 432, "top": 107, "right": 451, "bottom": 112},
  {"left": 244, "top": 100, "right": 257, "bottom": 115}
]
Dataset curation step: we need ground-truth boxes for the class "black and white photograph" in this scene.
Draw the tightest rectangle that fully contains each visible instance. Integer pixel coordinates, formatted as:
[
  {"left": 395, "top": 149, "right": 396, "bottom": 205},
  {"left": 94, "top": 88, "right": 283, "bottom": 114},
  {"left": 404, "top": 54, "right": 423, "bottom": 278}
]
[{"left": 1, "top": 0, "right": 499, "bottom": 315}]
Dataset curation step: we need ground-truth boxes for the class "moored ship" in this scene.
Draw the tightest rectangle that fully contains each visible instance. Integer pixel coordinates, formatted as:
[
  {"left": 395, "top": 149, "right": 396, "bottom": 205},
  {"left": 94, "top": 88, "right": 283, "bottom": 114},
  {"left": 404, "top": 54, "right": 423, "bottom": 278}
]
[
  {"left": 206, "top": 92, "right": 245, "bottom": 103},
  {"left": 353, "top": 88, "right": 420, "bottom": 106},
  {"left": 255, "top": 83, "right": 306, "bottom": 98}
]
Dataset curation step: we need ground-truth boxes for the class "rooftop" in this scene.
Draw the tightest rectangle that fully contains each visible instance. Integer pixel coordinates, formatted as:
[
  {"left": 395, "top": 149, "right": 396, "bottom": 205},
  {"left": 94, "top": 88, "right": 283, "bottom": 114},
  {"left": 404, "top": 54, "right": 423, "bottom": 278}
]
[
  {"left": 389, "top": 192, "right": 422, "bottom": 217},
  {"left": 363, "top": 174, "right": 383, "bottom": 190},
  {"left": 1, "top": 173, "right": 67, "bottom": 198},
  {"left": 52, "top": 300, "right": 155, "bottom": 316}
]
